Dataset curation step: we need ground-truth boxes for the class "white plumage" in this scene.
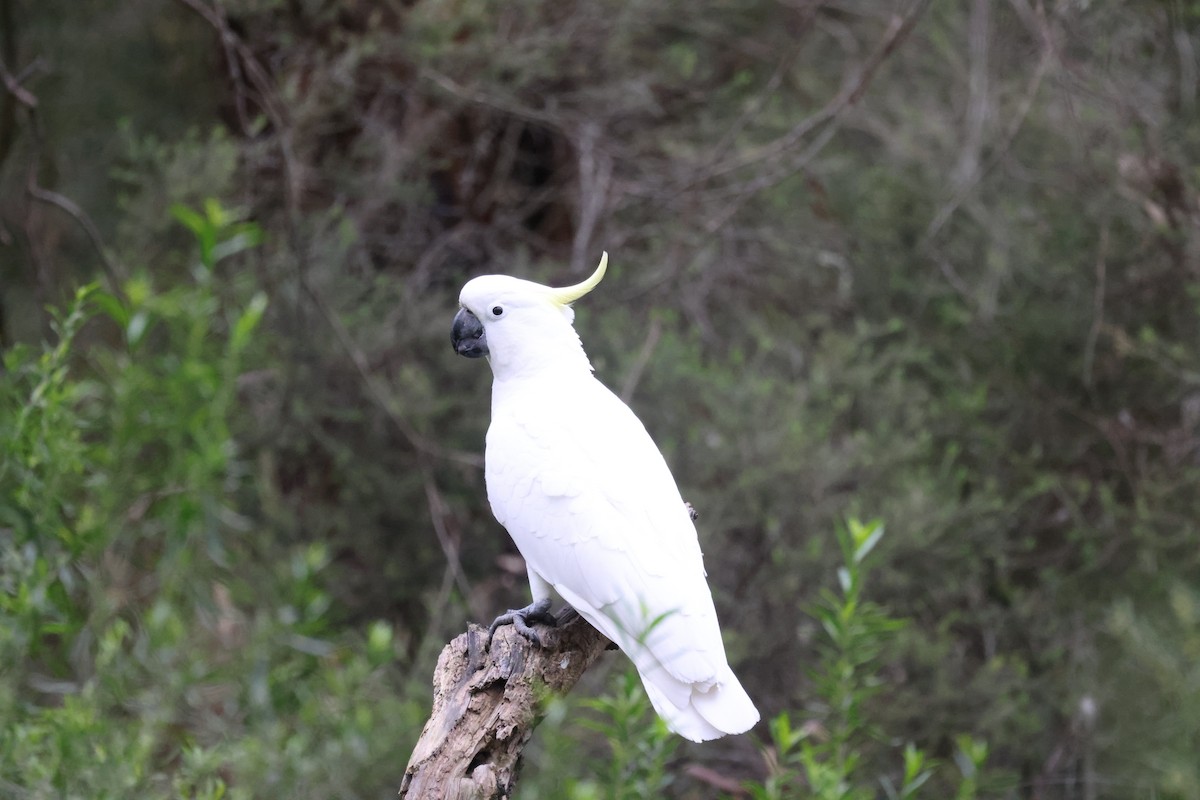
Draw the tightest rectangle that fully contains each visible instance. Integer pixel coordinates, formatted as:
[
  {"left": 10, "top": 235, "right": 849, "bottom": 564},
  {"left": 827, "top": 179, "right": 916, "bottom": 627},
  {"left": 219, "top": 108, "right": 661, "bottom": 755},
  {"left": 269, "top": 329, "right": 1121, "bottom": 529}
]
[{"left": 452, "top": 254, "right": 759, "bottom": 741}]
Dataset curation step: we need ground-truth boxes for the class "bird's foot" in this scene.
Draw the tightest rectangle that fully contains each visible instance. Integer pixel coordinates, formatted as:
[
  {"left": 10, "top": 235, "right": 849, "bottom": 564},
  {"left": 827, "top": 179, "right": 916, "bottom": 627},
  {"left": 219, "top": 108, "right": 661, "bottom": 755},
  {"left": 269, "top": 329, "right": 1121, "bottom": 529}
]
[{"left": 488, "top": 597, "right": 558, "bottom": 647}]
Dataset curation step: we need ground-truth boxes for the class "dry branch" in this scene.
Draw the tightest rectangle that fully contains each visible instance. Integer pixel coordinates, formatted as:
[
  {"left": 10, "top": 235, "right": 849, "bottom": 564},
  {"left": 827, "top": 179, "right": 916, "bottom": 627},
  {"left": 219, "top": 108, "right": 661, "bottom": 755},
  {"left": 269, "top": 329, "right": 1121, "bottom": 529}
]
[{"left": 400, "top": 614, "right": 611, "bottom": 799}]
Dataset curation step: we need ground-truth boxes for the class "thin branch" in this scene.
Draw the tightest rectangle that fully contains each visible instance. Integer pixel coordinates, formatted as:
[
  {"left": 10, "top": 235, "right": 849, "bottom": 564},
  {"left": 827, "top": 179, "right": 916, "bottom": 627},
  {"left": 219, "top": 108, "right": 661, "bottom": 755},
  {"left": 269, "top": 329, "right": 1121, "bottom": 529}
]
[
  {"left": 936, "top": 252, "right": 976, "bottom": 305},
  {"left": 676, "top": 0, "right": 930, "bottom": 236},
  {"left": 702, "top": 119, "right": 841, "bottom": 234},
  {"left": 298, "top": 276, "right": 484, "bottom": 466},
  {"left": 174, "top": 0, "right": 296, "bottom": 194},
  {"left": 695, "top": 0, "right": 931, "bottom": 184},
  {"left": 1, "top": 50, "right": 125, "bottom": 295},
  {"left": 571, "top": 121, "right": 613, "bottom": 274},
  {"left": 26, "top": 184, "right": 124, "bottom": 290},
  {"left": 422, "top": 68, "right": 565, "bottom": 129},
  {"left": 922, "top": 0, "right": 1055, "bottom": 246},
  {"left": 422, "top": 476, "right": 476, "bottom": 616},
  {"left": 1082, "top": 224, "right": 1108, "bottom": 390},
  {"left": 0, "top": 57, "right": 37, "bottom": 108},
  {"left": 619, "top": 315, "right": 663, "bottom": 404},
  {"left": 950, "top": 0, "right": 991, "bottom": 189},
  {"left": 703, "top": 4, "right": 824, "bottom": 169}
]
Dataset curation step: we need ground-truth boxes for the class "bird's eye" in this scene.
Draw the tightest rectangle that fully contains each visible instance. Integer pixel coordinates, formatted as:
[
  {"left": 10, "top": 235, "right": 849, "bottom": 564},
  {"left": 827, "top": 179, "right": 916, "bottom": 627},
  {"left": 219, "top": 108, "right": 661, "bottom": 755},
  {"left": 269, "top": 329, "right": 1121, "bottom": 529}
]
[{"left": 491, "top": 306, "right": 504, "bottom": 317}]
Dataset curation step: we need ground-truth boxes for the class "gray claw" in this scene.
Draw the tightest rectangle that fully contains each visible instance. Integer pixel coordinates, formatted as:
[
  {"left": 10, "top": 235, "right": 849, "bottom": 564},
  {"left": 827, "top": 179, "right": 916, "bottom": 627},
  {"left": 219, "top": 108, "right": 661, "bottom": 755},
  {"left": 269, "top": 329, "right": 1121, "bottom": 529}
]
[{"left": 487, "top": 597, "right": 557, "bottom": 647}]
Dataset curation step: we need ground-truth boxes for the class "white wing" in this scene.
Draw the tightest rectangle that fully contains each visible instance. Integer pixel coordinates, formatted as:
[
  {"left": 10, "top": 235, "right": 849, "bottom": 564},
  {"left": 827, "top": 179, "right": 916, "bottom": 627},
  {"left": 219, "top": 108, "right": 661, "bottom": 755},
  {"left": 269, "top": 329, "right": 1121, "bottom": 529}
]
[{"left": 486, "top": 373, "right": 759, "bottom": 741}]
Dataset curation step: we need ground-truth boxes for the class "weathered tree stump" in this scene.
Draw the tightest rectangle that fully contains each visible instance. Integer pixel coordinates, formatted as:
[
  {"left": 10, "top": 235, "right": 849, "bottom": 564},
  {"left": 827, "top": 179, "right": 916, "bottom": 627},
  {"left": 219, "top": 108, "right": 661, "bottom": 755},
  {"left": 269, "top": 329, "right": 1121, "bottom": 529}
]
[{"left": 399, "top": 613, "right": 611, "bottom": 799}]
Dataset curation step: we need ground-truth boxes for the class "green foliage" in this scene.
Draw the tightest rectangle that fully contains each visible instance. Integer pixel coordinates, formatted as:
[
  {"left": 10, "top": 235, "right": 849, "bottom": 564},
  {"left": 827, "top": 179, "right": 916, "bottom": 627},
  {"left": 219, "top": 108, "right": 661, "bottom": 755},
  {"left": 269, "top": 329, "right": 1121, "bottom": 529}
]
[
  {"left": 0, "top": 202, "right": 426, "bottom": 798},
  {"left": 574, "top": 670, "right": 679, "bottom": 800},
  {"left": 744, "top": 520, "right": 990, "bottom": 800},
  {"left": 1107, "top": 585, "right": 1200, "bottom": 799},
  {"left": 1, "top": 286, "right": 99, "bottom": 665}
]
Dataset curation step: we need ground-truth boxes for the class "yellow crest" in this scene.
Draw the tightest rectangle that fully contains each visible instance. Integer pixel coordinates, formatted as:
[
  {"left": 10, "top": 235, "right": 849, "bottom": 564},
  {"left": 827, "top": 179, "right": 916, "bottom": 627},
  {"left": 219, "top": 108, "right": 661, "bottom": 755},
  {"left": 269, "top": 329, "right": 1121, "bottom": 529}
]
[{"left": 547, "top": 252, "right": 608, "bottom": 306}]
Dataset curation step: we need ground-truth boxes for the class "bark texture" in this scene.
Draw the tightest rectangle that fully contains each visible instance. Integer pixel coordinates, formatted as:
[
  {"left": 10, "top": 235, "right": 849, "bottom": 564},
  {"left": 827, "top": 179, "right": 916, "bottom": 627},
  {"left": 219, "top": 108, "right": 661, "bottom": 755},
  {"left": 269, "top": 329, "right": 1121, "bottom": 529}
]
[{"left": 399, "top": 615, "right": 611, "bottom": 799}]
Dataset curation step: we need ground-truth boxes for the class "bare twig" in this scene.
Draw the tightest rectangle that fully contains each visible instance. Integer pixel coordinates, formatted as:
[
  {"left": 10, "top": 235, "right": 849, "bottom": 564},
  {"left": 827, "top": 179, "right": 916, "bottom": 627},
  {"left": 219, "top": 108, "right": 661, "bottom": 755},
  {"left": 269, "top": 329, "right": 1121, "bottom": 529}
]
[
  {"left": 26, "top": 184, "right": 124, "bottom": 289},
  {"left": 422, "top": 68, "right": 565, "bottom": 129},
  {"left": 619, "top": 315, "right": 663, "bottom": 403},
  {"left": 174, "top": 0, "right": 287, "bottom": 126},
  {"left": 696, "top": 0, "right": 931, "bottom": 184},
  {"left": 422, "top": 476, "right": 476, "bottom": 616},
  {"left": 174, "top": 0, "right": 297, "bottom": 202},
  {"left": 0, "top": 57, "right": 37, "bottom": 108},
  {"left": 1175, "top": 25, "right": 1197, "bottom": 112},
  {"left": 950, "top": 0, "right": 991, "bottom": 189},
  {"left": 922, "top": 0, "right": 1055, "bottom": 245},
  {"left": 702, "top": 121, "right": 840, "bottom": 234},
  {"left": 300, "top": 276, "right": 483, "bottom": 468},
  {"left": 210, "top": 0, "right": 254, "bottom": 134},
  {"left": 1082, "top": 224, "right": 1108, "bottom": 390},
  {"left": 1, "top": 48, "right": 125, "bottom": 295},
  {"left": 571, "top": 121, "right": 613, "bottom": 275},
  {"left": 690, "top": 0, "right": 930, "bottom": 234},
  {"left": 703, "top": 4, "right": 824, "bottom": 169}
]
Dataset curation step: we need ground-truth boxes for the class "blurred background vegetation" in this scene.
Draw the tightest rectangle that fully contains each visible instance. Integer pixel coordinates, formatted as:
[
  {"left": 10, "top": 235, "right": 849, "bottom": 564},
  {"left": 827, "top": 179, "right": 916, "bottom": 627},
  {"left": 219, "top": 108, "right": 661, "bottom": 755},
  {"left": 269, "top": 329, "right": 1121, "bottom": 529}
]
[{"left": 2, "top": 0, "right": 1200, "bottom": 797}]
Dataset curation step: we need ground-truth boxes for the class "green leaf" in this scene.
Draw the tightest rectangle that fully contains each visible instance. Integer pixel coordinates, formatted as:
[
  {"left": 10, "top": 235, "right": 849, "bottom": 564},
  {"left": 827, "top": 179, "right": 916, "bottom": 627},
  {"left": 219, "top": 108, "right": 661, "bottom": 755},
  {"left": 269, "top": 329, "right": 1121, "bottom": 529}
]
[
  {"left": 170, "top": 203, "right": 208, "bottom": 236},
  {"left": 126, "top": 310, "right": 151, "bottom": 347},
  {"left": 203, "top": 197, "right": 229, "bottom": 229},
  {"left": 211, "top": 226, "right": 263, "bottom": 263},
  {"left": 171, "top": 202, "right": 217, "bottom": 269},
  {"left": 852, "top": 520, "right": 885, "bottom": 564},
  {"left": 231, "top": 292, "right": 269, "bottom": 353},
  {"left": 837, "top": 566, "right": 853, "bottom": 595},
  {"left": 91, "top": 290, "right": 130, "bottom": 327}
]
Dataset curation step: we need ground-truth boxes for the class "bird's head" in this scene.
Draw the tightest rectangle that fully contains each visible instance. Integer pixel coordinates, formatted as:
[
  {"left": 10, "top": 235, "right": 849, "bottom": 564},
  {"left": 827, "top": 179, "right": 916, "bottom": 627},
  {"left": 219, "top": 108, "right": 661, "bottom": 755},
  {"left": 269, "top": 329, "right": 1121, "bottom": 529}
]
[{"left": 452, "top": 252, "right": 608, "bottom": 378}]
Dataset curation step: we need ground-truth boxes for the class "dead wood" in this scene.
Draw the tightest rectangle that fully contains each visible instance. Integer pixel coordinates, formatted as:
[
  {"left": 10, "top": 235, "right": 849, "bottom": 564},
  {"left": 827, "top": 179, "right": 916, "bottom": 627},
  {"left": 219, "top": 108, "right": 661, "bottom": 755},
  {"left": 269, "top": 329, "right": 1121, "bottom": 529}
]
[{"left": 399, "top": 614, "right": 610, "bottom": 799}]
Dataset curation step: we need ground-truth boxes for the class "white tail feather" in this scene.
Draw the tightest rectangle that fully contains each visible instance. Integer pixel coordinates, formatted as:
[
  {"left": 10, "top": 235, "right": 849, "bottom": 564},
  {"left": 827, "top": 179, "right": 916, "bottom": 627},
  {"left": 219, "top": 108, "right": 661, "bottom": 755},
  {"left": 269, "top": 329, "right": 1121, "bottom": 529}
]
[{"left": 641, "top": 668, "right": 759, "bottom": 742}]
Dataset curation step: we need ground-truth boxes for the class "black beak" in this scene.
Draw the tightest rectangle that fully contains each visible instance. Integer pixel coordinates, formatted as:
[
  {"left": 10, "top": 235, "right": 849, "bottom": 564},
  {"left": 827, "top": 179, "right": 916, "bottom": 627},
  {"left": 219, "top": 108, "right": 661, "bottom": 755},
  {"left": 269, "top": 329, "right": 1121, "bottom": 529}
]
[{"left": 451, "top": 308, "right": 488, "bottom": 358}]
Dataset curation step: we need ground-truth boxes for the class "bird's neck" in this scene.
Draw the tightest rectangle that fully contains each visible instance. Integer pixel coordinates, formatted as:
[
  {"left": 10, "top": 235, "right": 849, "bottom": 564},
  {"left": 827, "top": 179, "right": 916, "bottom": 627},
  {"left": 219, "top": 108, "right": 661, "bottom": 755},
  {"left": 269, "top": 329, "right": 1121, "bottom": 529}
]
[
  {"left": 486, "top": 322, "right": 595, "bottom": 384},
  {"left": 489, "top": 351, "right": 593, "bottom": 386}
]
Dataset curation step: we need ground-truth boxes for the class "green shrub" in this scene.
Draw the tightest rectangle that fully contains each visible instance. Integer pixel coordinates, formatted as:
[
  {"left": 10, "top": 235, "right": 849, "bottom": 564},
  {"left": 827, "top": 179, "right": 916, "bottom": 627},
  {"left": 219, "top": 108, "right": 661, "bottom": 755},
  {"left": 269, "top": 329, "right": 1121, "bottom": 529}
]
[
  {"left": 0, "top": 203, "right": 426, "bottom": 799},
  {"left": 744, "top": 519, "right": 993, "bottom": 800}
]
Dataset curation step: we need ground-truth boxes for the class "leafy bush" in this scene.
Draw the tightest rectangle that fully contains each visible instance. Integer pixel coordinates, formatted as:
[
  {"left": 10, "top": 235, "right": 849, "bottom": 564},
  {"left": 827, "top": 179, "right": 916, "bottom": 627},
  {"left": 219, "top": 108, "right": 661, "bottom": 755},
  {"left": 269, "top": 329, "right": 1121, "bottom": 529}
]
[
  {"left": 573, "top": 670, "right": 679, "bottom": 800},
  {"left": 1107, "top": 585, "right": 1200, "bottom": 799},
  {"left": 0, "top": 204, "right": 426, "bottom": 799},
  {"left": 744, "top": 519, "right": 995, "bottom": 800}
]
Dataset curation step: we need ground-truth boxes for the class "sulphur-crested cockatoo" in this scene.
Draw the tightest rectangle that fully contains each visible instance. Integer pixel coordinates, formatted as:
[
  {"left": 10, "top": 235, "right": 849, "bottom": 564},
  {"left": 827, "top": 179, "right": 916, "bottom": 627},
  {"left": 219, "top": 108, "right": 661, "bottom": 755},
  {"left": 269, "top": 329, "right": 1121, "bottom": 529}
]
[{"left": 450, "top": 252, "right": 759, "bottom": 741}]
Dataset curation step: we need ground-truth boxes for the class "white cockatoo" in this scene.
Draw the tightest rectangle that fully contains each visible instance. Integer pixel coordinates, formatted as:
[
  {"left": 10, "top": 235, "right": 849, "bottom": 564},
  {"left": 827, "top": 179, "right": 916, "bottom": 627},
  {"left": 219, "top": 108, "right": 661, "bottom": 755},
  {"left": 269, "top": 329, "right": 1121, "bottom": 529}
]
[{"left": 450, "top": 252, "right": 759, "bottom": 742}]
